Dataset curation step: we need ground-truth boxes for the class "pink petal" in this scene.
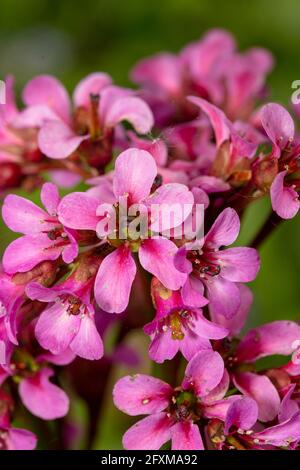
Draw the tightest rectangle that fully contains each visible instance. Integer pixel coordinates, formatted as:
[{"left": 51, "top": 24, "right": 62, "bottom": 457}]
[
  {"left": 128, "top": 132, "right": 168, "bottom": 167},
  {"left": 190, "top": 175, "right": 231, "bottom": 193},
  {"left": 188, "top": 96, "right": 231, "bottom": 146},
  {"left": 278, "top": 385, "right": 299, "bottom": 423},
  {"left": 224, "top": 397, "right": 258, "bottom": 434},
  {"left": 260, "top": 103, "right": 294, "bottom": 155},
  {"left": 203, "top": 396, "right": 241, "bottom": 421},
  {"left": 181, "top": 276, "right": 208, "bottom": 308},
  {"left": 113, "top": 148, "right": 157, "bottom": 204},
  {"left": 270, "top": 171, "right": 300, "bottom": 219},
  {"left": 23, "top": 75, "right": 71, "bottom": 123},
  {"left": 205, "top": 208, "right": 240, "bottom": 249},
  {"left": 38, "top": 120, "right": 87, "bottom": 159},
  {"left": 38, "top": 349, "right": 76, "bottom": 366},
  {"left": 58, "top": 192, "right": 100, "bottom": 230},
  {"left": 2, "top": 194, "right": 51, "bottom": 234},
  {"left": 237, "top": 320, "right": 300, "bottom": 363},
  {"left": 211, "top": 284, "right": 253, "bottom": 336},
  {"left": 192, "top": 311, "right": 228, "bottom": 339},
  {"left": 122, "top": 413, "right": 172, "bottom": 450},
  {"left": 233, "top": 372, "right": 280, "bottom": 422},
  {"left": 252, "top": 411, "right": 300, "bottom": 447},
  {"left": 131, "top": 53, "right": 182, "bottom": 95},
  {"left": 94, "top": 245, "right": 136, "bottom": 313},
  {"left": 3, "top": 234, "right": 62, "bottom": 273},
  {"left": 139, "top": 238, "right": 186, "bottom": 290},
  {"left": 180, "top": 334, "right": 211, "bottom": 362},
  {"left": 48, "top": 169, "right": 81, "bottom": 188},
  {"left": 19, "top": 367, "right": 69, "bottom": 420},
  {"left": 201, "top": 370, "right": 230, "bottom": 404},
  {"left": 61, "top": 229, "right": 78, "bottom": 264},
  {"left": 70, "top": 315, "right": 103, "bottom": 360},
  {"left": 103, "top": 96, "right": 154, "bottom": 134},
  {"left": 113, "top": 374, "right": 172, "bottom": 416},
  {"left": 40, "top": 182, "right": 60, "bottom": 216},
  {"left": 73, "top": 72, "right": 112, "bottom": 107},
  {"left": 26, "top": 282, "right": 60, "bottom": 302},
  {"left": 146, "top": 183, "right": 194, "bottom": 232},
  {"left": 35, "top": 302, "right": 81, "bottom": 355},
  {"left": 7, "top": 428, "right": 37, "bottom": 450},
  {"left": 182, "top": 349, "right": 224, "bottom": 397},
  {"left": 171, "top": 421, "right": 204, "bottom": 450},
  {"left": 14, "top": 104, "right": 60, "bottom": 128},
  {"left": 148, "top": 329, "right": 180, "bottom": 363},
  {"left": 206, "top": 276, "right": 241, "bottom": 319},
  {"left": 214, "top": 247, "right": 260, "bottom": 282}
]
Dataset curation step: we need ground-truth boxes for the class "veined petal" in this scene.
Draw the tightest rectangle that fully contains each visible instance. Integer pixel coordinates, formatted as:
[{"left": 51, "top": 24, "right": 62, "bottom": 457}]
[
  {"left": 58, "top": 192, "right": 100, "bottom": 230},
  {"left": 94, "top": 245, "right": 136, "bottom": 313},
  {"left": 205, "top": 208, "right": 240, "bottom": 249},
  {"left": 214, "top": 247, "right": 260, "bottom": 282},
  {"left": 70, "top": 315, "right": 103, "bottom": 360},
  {"left": 182, "top": 349, "right": 224, "bottom": 397},
  {"left": 22, "top": 75, "right": 71, "bottom": 121},
  {"left": 38, "top": 120, "right": 87, "bottom": 159},
  {"left": 19, "top": 367, "right": 69, "bottom": 420},
  {"left": 233, "top": 372, "right": 280, "bottom": 422},
  {"left": 237, "top": 320, "right": 300, "bottom": 363},
  {"left": 270, "top": 171, "right": 300, "bottom": 219},
  {"left": 113, "top": 374, "right": 172, "bottom": 416},
  {"left": 35, "top": 302, "right": 81, "bottom": 355},
  {"left": 104, "top": 96, "right": 154, "bottom": 134},
  {"left": 3, "top": 234, "right": 62, "bottom": 274},
  {"left": 40, "top": 182, "right": 60, "bottom": 216},
  {"left": 171, "top": 421, "right": 204, "bottom": 450},
  {"left": 146, "top": 183, "right": 194, "bottom": 232},
  {"left": 206, "top": 276, "right": 241, "bottom": 319},
  {"left": 73, "top": 72, "right": 112, "bottom": 107},
  {"left": 122, "top": 413, "right": 172, "bottom": 450},
  {"left": 113, "top": 148, "right": 157, "bottom": 204},
  {"left": 224, "top": 397, "right": 258, "bottom": 434},
  {"left": 139, "top": 238, "right": 187, "bottom": 290},
  {"left": 22, "top": 74, "right": 71, "bottom": 123},
  {"left": 2, "top": 194, "right": 51, "bottom": 234},
  {"left": 260, "top": 103, "right": 294, "bottom": 154}
]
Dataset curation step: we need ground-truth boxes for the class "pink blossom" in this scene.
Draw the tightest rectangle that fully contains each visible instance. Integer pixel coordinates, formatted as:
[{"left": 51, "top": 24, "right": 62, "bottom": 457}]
[
  {"left": 26, "top": 279, "right": 103, "bottom": 360},
  {"left": 34, "top": 75, "right": 154, "bottom": 159},
  {"left": 58, "top": 148, "right": 193, "bottom": 313},
  {"left": 144, "top": 278, "right": 227, "bottom": 362},
  {"left": 175, "top": 207, "right": 260, "bottom": 318},
  {"left": 113, "top": 349, "right": 240, "bottom": 450},
  {"left": 2, "top": 182, "right": 78, "bottom": 273}
]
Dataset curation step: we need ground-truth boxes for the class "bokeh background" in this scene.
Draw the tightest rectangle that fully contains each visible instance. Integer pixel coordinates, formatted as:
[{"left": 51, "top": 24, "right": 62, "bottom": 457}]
[{"left": 0, "top": 0, "right": 299, "bottom": 449}]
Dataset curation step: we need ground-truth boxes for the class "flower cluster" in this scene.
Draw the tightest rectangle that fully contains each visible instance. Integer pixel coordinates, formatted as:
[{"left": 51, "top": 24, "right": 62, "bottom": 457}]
[{"left": 0, "top": 29, "right": 299, "bottom": 450}]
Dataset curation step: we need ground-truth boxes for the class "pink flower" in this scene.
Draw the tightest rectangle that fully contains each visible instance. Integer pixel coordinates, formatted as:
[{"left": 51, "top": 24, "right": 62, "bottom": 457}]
[
  {"left": 0, "top": 421, "right": 37, "bottom": 450},
  {"left": 58, "top": 148, "right": 194, "bottom": 313},
  {"left": 144, "top": 277, "right": 228, "bottom": 362},
  {"left": 219, "top": 396, "right": 300, "bottom": 449},
  {"left": 259, "top": 103, "right": 299, "bottom": 219},
  {"left": 26, "top": 279, "right": 103, "bottom": 360},
  {"left": 2, "top": 182, "right": 78, "bottom": 273},
  {"left": 260, "top": 103, "right": 295, "bottom": 158},
  {"left": 1, "top": 350, "right": 71, "bottom": 420},
  {"left": 113, "top": 349, "right": 240, "bottom": 450},
  {"left": 175, "top": 207, "right": 260, "bottom": 318},
  {"left": 30, "top": 74, "right": 154, "bottom": 159},
  {"left": 220, "top": 321, "right": 300, "bottom": 423}
]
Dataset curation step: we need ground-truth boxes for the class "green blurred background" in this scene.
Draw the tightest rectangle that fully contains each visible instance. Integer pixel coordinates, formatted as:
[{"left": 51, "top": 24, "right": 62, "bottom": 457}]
[{"left": 0, "top": 0, "right": 299, "bottom": 449}]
